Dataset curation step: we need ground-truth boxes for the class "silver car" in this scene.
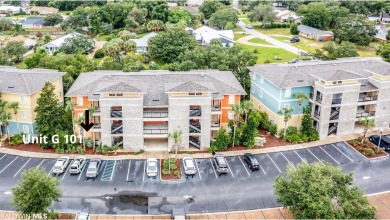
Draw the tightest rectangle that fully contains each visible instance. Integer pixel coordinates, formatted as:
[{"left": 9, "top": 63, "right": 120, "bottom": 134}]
[
  {"left": 146, "top": 158, "right": 158, "bottom": 178},
  {"left": 52, "top": 156, "right": 70, "bottom": 175},
  {"left": 86, "top": 158, "right": 101, "bottom": 178},
  {"left": 183, "top": 157, "right": 196, "bottom": 176},
  {"left": 69, "top": 156, "right": 87, "bottom": 175}
]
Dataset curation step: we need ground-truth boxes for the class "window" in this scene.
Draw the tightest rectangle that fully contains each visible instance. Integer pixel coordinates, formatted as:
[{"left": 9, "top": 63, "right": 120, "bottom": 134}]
[
  {"left": 23, "top": 125, "right": 29, "bottom": 134},
  {"left": 260, "top": 76, "right": 264, "bottom": 84},
  {"left": 285, "top": 87, "right": 291, "bottom": 97},
  {"left": 22, "top": 110, "right": 27, "bottom": 119},
  {"left": 77, "top": 97, "right": 83, "bottom": 106},
  {"left": 251, "top": 85, "right": 255, "bottom": 94},
  {"left": 228, "top": 95, "right": 235, "bottom": 104},
  {"left": 20, "top": 96, "right": 25, "bottom": 103},
  {"left": 228, "top": 111, "right": 234, "bottom": 120},
  {"left": 189, "top": 92, "right": 195, "bottom": 96},
  {"left": 258, "top": 91, "right": 263, "bottom": 98}
]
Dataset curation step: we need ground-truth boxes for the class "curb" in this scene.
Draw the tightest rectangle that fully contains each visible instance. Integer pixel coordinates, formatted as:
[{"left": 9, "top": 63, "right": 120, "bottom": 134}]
[{"left": 343, "top": 141, "right": 389, "bottom": 160}]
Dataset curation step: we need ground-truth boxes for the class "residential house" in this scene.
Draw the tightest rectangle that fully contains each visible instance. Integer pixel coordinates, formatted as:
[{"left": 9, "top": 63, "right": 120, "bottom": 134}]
[
  {"left": 192, "top": 26, "right": 234, "bottom": 47},
  {"left": 249, "top": 57, "right": 390, "bottom": 139},
  {"left": 0, "top": 35, "right": 37, "bottom": 49},
  {"left": 382, "top": 12, "right": 390, "bottom": 24},
  {"left": 43, "top": 32, "right": 94, "bottom": 54},
  {"left": 275, "top": 10, "right": 301, "bottom": 23},
  {"left": 297, "top": 24, "right": 334, "bottom": 42},
  {"left": 0, "top": 66, "right": 64, "bottom": 135},
  {"left": 0, "top": 6, "right": 25, "bottom": 16},
  {"left": 375, "top": 26, "right": 389, "bottom": 43},
  {"left": 130, "top": 32, "right": 157, "bottom": 54},
  {"left": 21, "top": 17, "right": 46, "bottom": 29},
  {"left": 187, "top": 0, "right": 204, "bottom": 7},
  {"left": 368, "top": 13, "right": 381, "bottom": 22},
  {"left": 65, "top": 70, "right": 246, "bottom": 150},
  {"left": 27, "top": 6, "right": 59, "bottom": 15}
]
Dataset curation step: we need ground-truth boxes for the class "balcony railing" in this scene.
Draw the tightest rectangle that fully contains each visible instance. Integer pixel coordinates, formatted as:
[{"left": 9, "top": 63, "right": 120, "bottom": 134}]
[
  {"left": 358, "top": 96, "right": 377, "bottom": 102},
  {"left": 93, "top": 123, "right": 101, "bottom": 129},
  {"left": 330, "top": 109, "right": 339, "bottom": 120},
  {"left": 211, "top": 121, "right": 220, "bottom": 127},
  {"left": 111, "top": 125, "right": 123, "bottom": 134},
  {"left": 328, "top": 125, "right": 337, "bottom": 136},
  {"left": 143, "top": 112, "right": 168, "bottom": 118},
  {"left": 315, "top": 96, "right": 322, "bottom": 103},
  {"left": 331, "top": 99, "right": 342, "bottom": 105},
  {"left": 211, "top": 105, "right": 221, "bottom": 111},
  {"left": 189, "top": 109, "right": 201, "bottom": 117},
  {"left": 143, "top": 129, "right": 168, "bottom": 134},
  {"left": 314, "top": 111, "right": 321, "bottom": 119},
  {"left": 356, "top": 111, "right": 375, "bottom": 118},
  {"left": 111, "top": 110, "right": 122, "bottom": 118}
]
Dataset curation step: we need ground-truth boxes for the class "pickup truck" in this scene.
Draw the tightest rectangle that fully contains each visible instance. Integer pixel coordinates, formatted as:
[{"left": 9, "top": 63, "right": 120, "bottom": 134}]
[
  {"left": 53, "top": 156, "right": 70, "bottom": 175},
  {"left": 69, "top": 156, "right": 87, "bottom": 175}
]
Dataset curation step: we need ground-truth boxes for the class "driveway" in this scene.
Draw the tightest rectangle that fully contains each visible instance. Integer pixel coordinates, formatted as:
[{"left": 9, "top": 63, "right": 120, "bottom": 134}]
[{"left": 238, "top": 21, "right": 308, "bottom": 55}]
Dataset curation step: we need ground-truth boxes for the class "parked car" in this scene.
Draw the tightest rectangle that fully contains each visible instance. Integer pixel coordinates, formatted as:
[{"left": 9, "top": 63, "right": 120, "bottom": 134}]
[
  {"left": 86, "top": 158, "right": 101, "bottom": 179},
  {"left": 69, "top": 156, "right": 87, "bottom": 175},
  {"left": 369, "top": 135, "right": 390, "bottom": 151},
  {"left": 288, "top": 58, "right": 299, "bottom": 64},
  {"left": 183, "top": 157, "right": 196, "bottom": 176},
  {"left": 146, "top": 158, "right": 158, "bottom": 178},
  {"left": 52, "top": 156, "right": 70, "bottom": 175},
  {"left": 75, "top": 212, "right": 90, "bottom": 220},
  {"left": 290, "top": 36, "right": 300, "bottom": 43},
  {"left": 213, "top": 154, "right": 228, "bottom": 175},
  {"left": 245, "top": 24, "right": 253, "bottom": 29},
  {"left": 243, "top": 153, "right": 260, "bottom": 171}
]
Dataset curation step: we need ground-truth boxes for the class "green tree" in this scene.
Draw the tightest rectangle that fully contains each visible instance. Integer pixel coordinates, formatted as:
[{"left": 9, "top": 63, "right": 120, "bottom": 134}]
[
  {"left": 151, "top": 3, "right": 169, "bottom": 22},
  {"left": 101, "top": 22, "right": 113, "bottom": 35},
  {"left": 387, "top": 30, "right": 390, "bottom": 42},
  {"left": 0, "top": 18, "right": 15, "bottom": 31},
  {"left": 199, "top": 0, "right": 223, "bottom": 19},
  {"left": 5, "top": 41, "right": 27, "bottom": 63},
  {"left": 25, "top": 49, "right": 47, "bottom": 69},
  {"left": 65, "top": 98, "right": 75, "bottom": 136},
  {"left": 278, "top": 107, "right": 293, "bottom": 138},
  {"left": 293, "top": 92, "right": 308, "bottom": 124},
  {"left": 59, "top": 34, "right": 94, "bottom": 54},
  {"left": 11, "top": 168, "right": 61, "bottom": 215},
  {"left": 333, "top": 14, "right": 376, "bottom": 46},
  {"left": 242, "top": 110, "right": 261, "bottom": 148},
  {"left": 44, "top": 13, "right": 63, "bottom": 26},
  {"left": 122, "top": 54, "right": 145, "bottom": 72},
  {"left": 168, "top": 130, "right": 182, "bottom": 160},
  {"left": 327, "top": 5, "right": 349, "bottom": 28},
  {"left": 274, "top": 162, "right": 376, "bottom": 219},
  {"left": 126, "top": 7, "right": 147, "bottom": 29},
  {"left": 147, "top": 19, "right": 165, "bottom": 31},
  {"left": 248, "top": 4, "right": 277, "bottom": 28},
  {"left": 290, "top": 23, "right": 298, "bottom": 35},
  {"left": 240, "top": 100, "right": 253, "bottom": 123},
  {"left": 212, "top": 128, "right": 230, "bottom": 151},
  {"left": 209, "top": 8, "right": 238, "bottom": 30},
  {"left": 0, "top": 48, "right": 11, "bottom": 65},
  {"left": 358, "top": 116, "right": 375, "bottom": 143},
  {"left": 297, "top": 2, "right": 331, "bottom": 30},
  {"left": 148, "top": 28, "right": 198, "bottom": 62},
  {"left": 0, "top": 101, "right": 11, "bottom": 140},
  {"left": 168, "top": 8, "right": 192, "bottom": 24},
  {"left": 8, "top": 102, "right": 19, "bottom": 133},
  {"left": 378, "top": 44, "right": 390, "bottom": 62},
  {"left": 231, "top": 103, "right": 244, "bottom": 147},
  {"left": 314, "top": 41, "right": 358, "bottom": 60}
]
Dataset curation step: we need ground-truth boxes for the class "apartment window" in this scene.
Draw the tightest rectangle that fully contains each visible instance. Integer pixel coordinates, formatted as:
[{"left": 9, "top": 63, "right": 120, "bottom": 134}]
[
  {"left": 109, "top": 93, "right": 115, "bottom": 97},
  {"left": 260, "top": 76, "right": 264, "bottom": 84},
  {"left": 258, "top": 91, "right": 263, "bottom": 98},
  {"left": 195, "top": 92, "right": 202, "bottom": 95},
  {"left": 285, "top": 87, "right": 291, "bottom": 97},
  {"left": 116, "top": 93, "right": 123, "bottom": 96},
  {"left": 77, "top": 97, "right": 83, "bottom": 106},
  {"left": 111, "top": 120, "right": 123, "bottom": 134},
  {"left": 189, "top": 92, "right": 195, "bottom": 96},
  {"left": 228, "top": 95, "right": 235, "bottom": 104},
  {"left": 23, "top": 125, "right": 29, "bottom": 134},
  {"left": 20, "top": 95, "right": 25, "bottom": 103},
  {"left": 22, "top": 110, "right": 27, "bottom": 119},
  {"left": 228, "top": 111, "right": 234, "bottom": 120}
]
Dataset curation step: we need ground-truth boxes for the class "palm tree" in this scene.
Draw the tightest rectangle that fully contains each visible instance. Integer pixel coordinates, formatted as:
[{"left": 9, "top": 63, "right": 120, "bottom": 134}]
[
  {"left": 358, "top": 116, "right": 375, "bottom": 144},
  {"left": 168, "top": 130, "right": 183, "bottom": 160},
  {"left": 75, "top": 116, "right": 85, "bottom": 150},
  {"left": 0, "top": 100, "right": 8, "bottom": 138},
  {"left": 8, "top": 102, "right": 19, "bottom": 133},
  {"left": 278, "top": 107, "right": 294, "bottom": 138},
  {"left": 65, "top": 99, "right": 76, "bottom": 136},
  {"left": 293, "top": 92, "right": 309, "bottom": 126},
  {"left": 0, "top": 112, "right": 12, "bottom": 141},
  {"left": 88, "top": 105, "right": 96, "bottom": 151},
  {"left": 231, "top": 104, "right": 244, "bottom": 147},
  {"left": 240, "top": 100, "right": 254, "bottom": 123}
]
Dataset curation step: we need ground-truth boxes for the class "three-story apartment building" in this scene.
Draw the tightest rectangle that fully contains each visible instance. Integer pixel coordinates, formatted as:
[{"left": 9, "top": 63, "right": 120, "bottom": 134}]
[
  {"left": 65, "top": 70, "right": 246, "bottom": 150},
  {"left": 249, "top": 58, "right": 390, "bottom": 139}
]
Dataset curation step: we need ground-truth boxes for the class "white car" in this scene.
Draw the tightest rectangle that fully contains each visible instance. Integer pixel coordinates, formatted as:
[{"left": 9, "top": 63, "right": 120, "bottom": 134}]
[
  {"left": 69, "top": 156, "right": 87, "bottom": 174},
  {"left": 146, "top": 158, "right": 158, "bottom": 178},
  {"left": 245, "top": 24, "right": 253, "bottom": 29},
  {"left": 183, "top": 157, "right": 196, "bottom": 176},
  {"left": 52, "top": 156, "right": 70, "bottom": 175}
]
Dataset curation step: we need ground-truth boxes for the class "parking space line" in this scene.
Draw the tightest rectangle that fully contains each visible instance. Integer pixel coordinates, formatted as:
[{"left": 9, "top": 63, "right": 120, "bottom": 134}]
[
  {"left": 101, "top": 160, "right": 116, "bottom": 181},
  {"left": 266, "top": 154, "right": 282, "bottom": 173},
  {"left": 13, "top": 158, "right": 31, "bottom": 177},
  {"left": 294, "top": 151, "right": 307, "bottom": 163},
  {"left": 307, "top": 149, "right": 324, "bottom": 164},
  {"left": 36, "top": 159, "right": 45, "bottom": 169},
  {"left": 0, "top": 156, "right": 19, "bottom": 174},
  {"left": 194, "top": 159, "right": 201, "bottom": 180},
  {"left": 61, "top": 160, "right": 73, "bottom": 180},
  {"left": 225, "top": 159, "right": 234, "bottom": 178},
  {"left": 47, "top": 166, "right": 54, "bottom": 176},
  {"left": 109, "top": 160, "right": 116, "bottom": 181},
  {"left": 0, "top": 154, "right": 6, "bottom": 161},
  {"left": 142, "top": 161, "right": 146, "bottom": 181},
  {"left": 280, "top": 152, "right": 295, "bottom": 170},
  {"left": 209, "top": 159, "right": 218, "bottom": 178},
  {"left": 238, "top": 156, "right": 250, "bottom": 177},
  {"left": 331, "top": 144, "right": 353, "bottom": 162},
  {"left": 126, "top": 160, "right": 131, "bottom": 181},
  {"left": 319, "top": 146, "right": 340, "bottom": 165},
  {"left": 77, "top": 161, "right": 88, "bottom": 181}
]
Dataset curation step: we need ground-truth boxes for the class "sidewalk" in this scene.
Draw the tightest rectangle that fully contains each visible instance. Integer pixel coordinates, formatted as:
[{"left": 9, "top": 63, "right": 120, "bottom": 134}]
[{"left": 0, "top": 131, "right": 388, "bottom": 160}]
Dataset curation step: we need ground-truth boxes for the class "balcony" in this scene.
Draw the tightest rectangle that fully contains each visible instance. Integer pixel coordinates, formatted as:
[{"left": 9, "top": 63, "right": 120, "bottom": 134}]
[
  {"left": 358, "top": 96, "right": 377, "bottom": 104},
  {"left": 189, "top": 136, "right": 201, "bottom": 149},
  {"left": 328, "top": 125, "right": 337, "bottom": 136},
  {"left": 189, "top": 123, "right": 201, "bottom": 133},
  {"left": 329, "top": 109, "right": 339, "bottom": 120},
  {"left": 143, "top": 129, "right": 168, "bottom": 134},
  {"left": 314, "top": 111, "right": 321, "bottom": 119},
  {"left": 144, "top": 124, "right": 168, "bottom": 138},
  {"left": 143, "top": 112, "right": 168, "bottom": 119},
  {"left": 356, "top": 111, "right": 375, "bottom": 118},
  {"left": 93, "top": 123, "right": 101, "bottom": 131},
  {"left": 111, "top": 124, "right": 123, "bottom": 134},
  {"left": 315, "top": 95, "right": 322, "bottom": 103}
]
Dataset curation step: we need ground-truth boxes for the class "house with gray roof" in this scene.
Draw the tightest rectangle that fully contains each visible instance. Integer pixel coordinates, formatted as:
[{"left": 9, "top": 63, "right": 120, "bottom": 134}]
[
  {"left": 21, "top": 16, "right": 46, "bottom": 29},
  {"left": 375, "top": 25, "right": 388, "bottom": 42},
  {"left": 130, "top": 32, "right": 157, "bottom": 54},
  {"left": 66, "top": 70, "right": 246, "bottom": 150},
  {"left": 297, "top": 24, "right": 334, "bottom": 42},
  {"left": 249, "top": 57, "right": 390, "bottom": 139}
]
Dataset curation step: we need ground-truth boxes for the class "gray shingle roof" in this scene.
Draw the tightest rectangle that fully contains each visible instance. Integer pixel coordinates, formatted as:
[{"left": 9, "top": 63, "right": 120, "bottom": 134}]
[
  {"left": 21, "top": 17, "right": 44, "bottom": 25},
  {"left": 66, "top": 70, "right": 246, "bottom": 106},
  {"left": 0, "top": 66, "right": 65, "bottom": 95},
  {"left": 297, "top": 24, "right": 333, "bottom": 36},
  {"left": 248, "top": 57, "right": 390, "bottom": 89},
  {"left": 97, "top": 82, "right": 143, "bottom": 93}
]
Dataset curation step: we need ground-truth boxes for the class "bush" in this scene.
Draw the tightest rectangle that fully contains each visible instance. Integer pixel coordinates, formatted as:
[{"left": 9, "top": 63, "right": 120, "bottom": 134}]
[
  {"left": 359, "top": 148, "right": 374, "bottom": 157},
  {"left": 309, "top": 131, "right": 320, "bottom": 141},
  {"left": 299, "top": 133, "right": 309, "bottom": 142},
  {"left": 264, "top": 60, "right": 270, "bottom": 64},
  {"left": 102, "top": 145, "right": 109, "bottom": 155},
  {"left": 94, "top": 49, "right": 104, "bottom": 58},
  {"left": 163, "top": 159, "right": 170, "bottom": 169},
  {"left": 287, "top": 133, "right": 302, "bottom": 144},
  {"left": 187, "top": 151, "right": 194, "bottom": 154},
  {"left": 135, "top": 26, "right": 148, "bottom": 34},
  {"left": 76, "top": 146, "right": 84, "bottom": 154},
  {"left": 162, "top": 169, "right": 169, "bottom": 175},
  {"left": 85, "top": 138, "right": 93, "bottom": 148},
  {"left": 269, "top": 124, "right": 277, "bottom": 136},
  {"left": 253, "top": 48, "right": 258, "bottom": 54},
  {"left": 9, "top": 134, "right": 24, "bottom": 145},
  {"left": 174, "top": 170, "right": 181, "bottom": 177},
  {"left": 374, "top": 147, "right": 384, "bottom": 154},
  {"left": 134, "top": 149, "right": 145, "bottom": 155},
  {"left": 170, "top": 163, "right": 177, "bottom": 170}
]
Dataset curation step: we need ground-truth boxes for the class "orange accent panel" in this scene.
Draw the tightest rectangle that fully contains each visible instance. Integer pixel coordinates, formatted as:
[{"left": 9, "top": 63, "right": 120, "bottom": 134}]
[{"left": 144, "top": 121, "right": 166, "bottom": 125}]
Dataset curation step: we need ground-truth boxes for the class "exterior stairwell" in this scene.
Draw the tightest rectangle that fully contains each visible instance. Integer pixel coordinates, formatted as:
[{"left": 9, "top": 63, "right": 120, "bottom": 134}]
[
  {"left": 328, "top": 125, "right": 337, "bottom": 136},
  {"left": 189, "top": 124, "right": 201, "bottom": 133},
  {"left": 189, "top": 140, "right": 201, "bottom": 149},
  {"left": 111, "top": 125, "right": 123, "bottom": 133},
  {"left": 330, "top": 109, "right": 339, "bottom": 120}
]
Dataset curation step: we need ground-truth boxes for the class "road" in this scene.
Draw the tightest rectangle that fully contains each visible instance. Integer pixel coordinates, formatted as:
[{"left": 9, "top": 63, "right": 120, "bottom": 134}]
[
  {"left": 0, "top": 142, "right": 390, "bottom": 215},
  {"left": 237, "top": 21, "right": 307, "bottom": 55}
]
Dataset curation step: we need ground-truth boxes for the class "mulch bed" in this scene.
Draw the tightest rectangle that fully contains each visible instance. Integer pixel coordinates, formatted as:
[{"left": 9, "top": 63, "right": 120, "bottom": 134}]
[
  {"left": 160, "top": 159, "right": 182, "bottom": 180},
  {"left": 346, "top": 139, "right": 388, "bottom": 159},
  {"left": 59, "top": 213, "right": 76, "bottom": 219}
]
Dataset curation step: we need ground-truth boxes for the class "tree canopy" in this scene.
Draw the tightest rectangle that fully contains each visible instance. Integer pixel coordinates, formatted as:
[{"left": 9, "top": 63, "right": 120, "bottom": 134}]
[
  {"left": 297, "top": 2, "right": 331, "bottom": 30},
  {"left": 248, "top": 4, "right": 277, "bottom": 27},
  {"left": 313, "top": 41, "right": 359, "bottom": 60},
  {"left": 59, "top": 34, "right": 94, "bottom": 54},
  {"left": 333, "top": 14, "right": 376, "bottom": 46},
  {"left": 199, "top": 0, "right": 223, "bottom": 20},
  {"left": 44, "top": 13, "right": 63, "bottom": 26},
  {"left": 378, "top": 44, "right": 390, "bottom": 63},
  {"left": 209, "top": 8, "right": 238, "bottom": 30}
]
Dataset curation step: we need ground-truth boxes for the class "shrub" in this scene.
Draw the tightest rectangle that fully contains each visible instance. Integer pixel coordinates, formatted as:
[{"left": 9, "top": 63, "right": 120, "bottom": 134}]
[
  {"left": 264, "top": 60, "right": 270, "bottom": 64},
  {"left": 374, "top": 147, "right": 384, "bottom": 154},
  {"left": 85, "top": 138, "right": 93, "bottom": 148},
  {"left": 102, "top": 145, "right": 109, "bottom": 155},
  {"left": 162, "top": 169, "right": 169, "bottom": 175},
  {"left": 170, "top": 163, "right": 177, "bottom": 170},
  {"left": 96, "top": 144, "right": 103, "bottom": 153},
  {"left": 359, "top": 148, "right": 374, "bottom": 157},
  {"left": 163, "top": 159, "right": 170, "bottom": 169},
  {"left": 174, "top": 170, "right": 181, "bottom": 177},
  {"left": 76, "top": 146, "right": 84, "bottom": 154},
  {"left": 269, "top": 124, "right": 277, "bottom": 136},
  {"left": 299, "top": 133, "right": 309, "bottom": 142},
  {"left": 94, "top": 49, "right": 104, "bottom": 58},
  {"left": 287, "top": 133, "right": 302, "bottom": 144},
  {"left": 9, "top": 134, "right": 23, "bottom": 145},
  {"left": 309, "top": 131, "right": 320, "bottom": 141},
  {"left": 253, "top": 48, "right": 258, "bottom": 54},
  {"left": 187, "top": 151, "right": 194, "bottom": 154}
]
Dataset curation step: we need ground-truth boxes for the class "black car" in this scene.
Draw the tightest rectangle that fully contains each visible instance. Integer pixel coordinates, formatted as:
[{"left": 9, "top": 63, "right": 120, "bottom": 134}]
[
  {"left": 290, "top": 36, "right": 300, "bottom": 43},
  {"left": 369, "top": 135, "right": 390, "bottom": 151},
  {"left": 243, "top": 153, "right": 260, "bottom": 171}
]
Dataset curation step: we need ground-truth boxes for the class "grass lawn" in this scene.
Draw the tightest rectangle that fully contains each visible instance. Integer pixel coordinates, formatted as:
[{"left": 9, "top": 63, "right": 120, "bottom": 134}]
[
  {"left": 234, "top": 33, "right": 248, "bottom": 40},
  {"left": 9, "top": 14, "right": 31, "bottom": 19},
  {"left": 248, "top": 37, "right": 271, "bottom": 45},
  {"left": 59, "top": 10, "right": 72, "bottom": 15},
  {"left": 234, "top": 25, "right": 244, "bottom": 32},
  {"left": 236, "top": 43, "right": 297, "bottom": 64},
  {"left": 240, "top": 18, "right": 260, "bottom": 26},
  {"left": 254, "top": 27, "right": 291, "bottom": 35},
  {"left": 94, "top": 34, "right": 115, "bottom": 41}
]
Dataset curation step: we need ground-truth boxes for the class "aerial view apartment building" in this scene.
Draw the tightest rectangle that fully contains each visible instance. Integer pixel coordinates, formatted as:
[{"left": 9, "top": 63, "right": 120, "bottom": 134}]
[
  {"left": 0, "top": 66, "right": 64, "bottom": 135},
  {"left": 66, "top": 70, "right": 246, "bottom": 150},
  {"left": 249, "top": 58, "right": 390, "bottom": 139}
]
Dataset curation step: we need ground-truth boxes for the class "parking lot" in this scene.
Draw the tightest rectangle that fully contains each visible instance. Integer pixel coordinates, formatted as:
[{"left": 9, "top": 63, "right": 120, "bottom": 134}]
[{"left": 0, "top": 142, "right": 367, "bottom": 185}]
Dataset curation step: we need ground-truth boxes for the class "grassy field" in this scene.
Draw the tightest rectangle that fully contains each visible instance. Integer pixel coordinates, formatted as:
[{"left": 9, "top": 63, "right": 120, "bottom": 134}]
[
  {"left": 94, "top": 34, "right": 115, "bottom": 41},
  {"left": 254, "top": 27, "right": 291, "bottom": 35},
  {"left": 234, "top": 33, "right": 248, "bottom": 40},
  {"left": 236, "top": 43, "right": 297, "bottom": 64},
  {"left": 248, "top": 37, "right": 271, "bottom": 45}
]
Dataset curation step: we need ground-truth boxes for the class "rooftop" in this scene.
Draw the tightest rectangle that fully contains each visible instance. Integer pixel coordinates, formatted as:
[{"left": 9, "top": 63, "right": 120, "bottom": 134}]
[
  {"left": 21, "top": 16, "right": 44, "bottom": 25},
  {"left": 0, "top": 66, "right": 65, "bottom": 95},
  {"left": 193, "top": 26, "right": 234, "bottom": 44},
  {"left": 297, "top": 24, "right": 333, "bottom": 36},
  {"left": 65, "top": 70, "right": 246, "bottom": 106},
  {"left": 44, "top": 32, "right": 85, "bottom": 48}
]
